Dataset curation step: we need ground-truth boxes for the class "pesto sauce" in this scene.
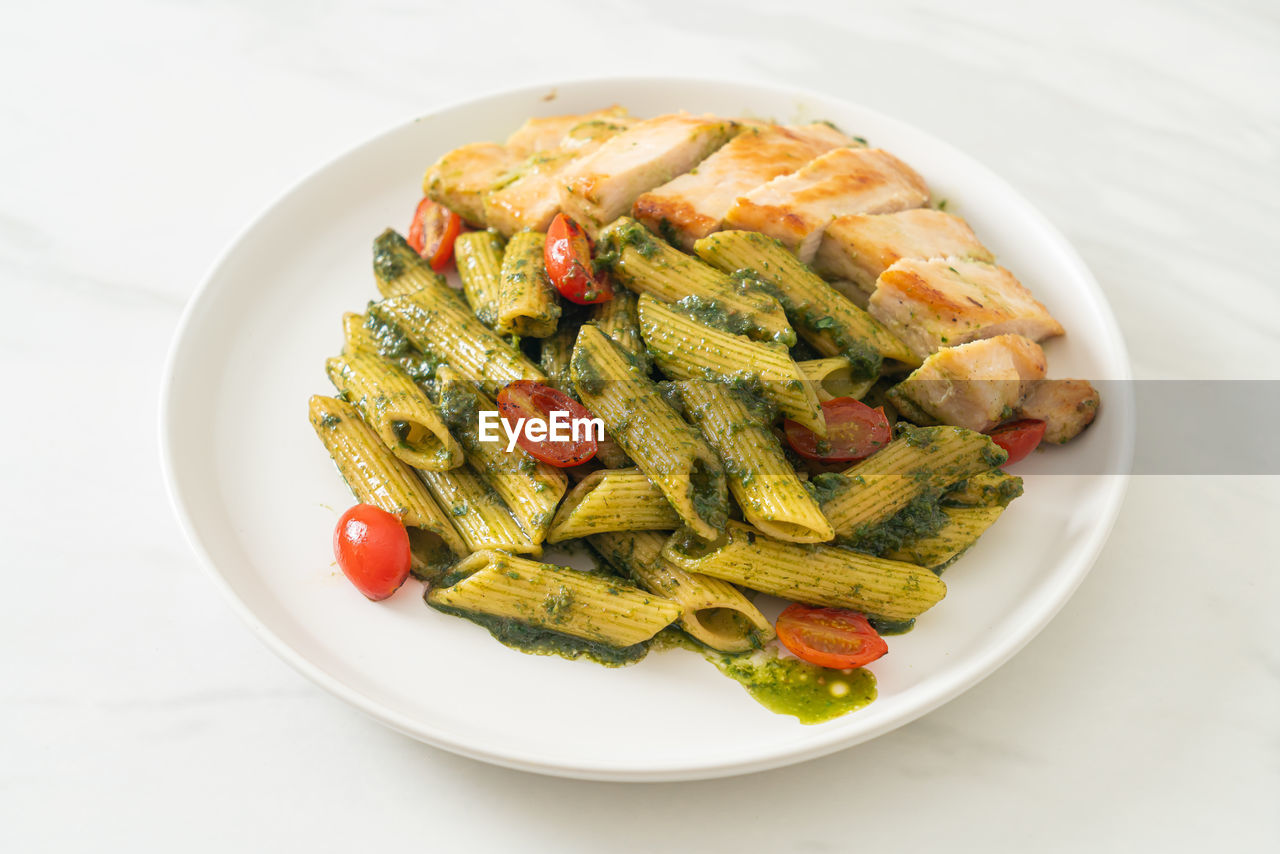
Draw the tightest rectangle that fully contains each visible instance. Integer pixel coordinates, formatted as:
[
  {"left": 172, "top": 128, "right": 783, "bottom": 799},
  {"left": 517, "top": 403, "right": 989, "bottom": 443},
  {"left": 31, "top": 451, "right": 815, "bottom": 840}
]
[
  {"left": 841, "top": 492, "right": 949, "bottom": 556},
  {"left": 673, "top": 294, "right": 757, "bottom": 337},
  {"left": 709, "top": 647, "right": 876, "bottom": 724}
]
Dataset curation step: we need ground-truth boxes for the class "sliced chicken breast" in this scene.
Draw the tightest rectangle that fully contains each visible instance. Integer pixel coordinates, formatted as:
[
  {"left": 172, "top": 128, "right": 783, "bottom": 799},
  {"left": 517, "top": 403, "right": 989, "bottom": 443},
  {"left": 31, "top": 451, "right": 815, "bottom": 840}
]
[
  {"left": 889, "top": 334, "right": 1047, "bottom": 432},
  {"left": 1017, "top": 379, "right": 1100, "bottom": 443},
  {"left": 632, "top": 122, "right": 851, "bottom": 249},
  {"left": 423, "top": 142, "right": 522, "bottom": 227},
  {"left": 868, "top": 257, "right": 1065, "bottom": 360},
  {"left": 815, "top": 209, "right": 993, "bottom": 295},
  {"left": 505, "top": 106, "right": 630, "bottom": 157},
  {"left": 722, "top": 148, "right": 930, "bottom": 263},
  {"left": 558, "top": 113, "right": 739, "bottom": 236},
  {"left": 483, "top": 122, "right": 633, "bottom": 236}
]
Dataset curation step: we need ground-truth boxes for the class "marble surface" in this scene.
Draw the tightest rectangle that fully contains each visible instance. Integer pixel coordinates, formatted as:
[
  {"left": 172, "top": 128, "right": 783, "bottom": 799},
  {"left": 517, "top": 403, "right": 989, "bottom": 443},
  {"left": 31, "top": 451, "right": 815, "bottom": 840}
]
[{"left": 3, "top": 1, "right": 1277, "bottom": 850}]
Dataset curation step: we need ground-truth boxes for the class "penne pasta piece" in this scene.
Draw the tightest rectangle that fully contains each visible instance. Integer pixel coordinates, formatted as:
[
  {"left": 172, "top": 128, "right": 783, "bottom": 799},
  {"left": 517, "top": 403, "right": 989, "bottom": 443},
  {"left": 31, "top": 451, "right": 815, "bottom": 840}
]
[
  {"left": 589, "top": 530, "right": 773, "bottom": 653},
  {"left": 637, "top": 294, "right": 826, "bottom": 436},
  {"left": 496, "top": 230, "right": 561, "bottom": 337},
  {"left": 325, "top": 349, "right": 464, "bottom": 471},
  {"left": 341, "top": 312, "right": 441, "bottom": 384},
  {"left": 883, "top": 505, "right": 1005, "bottom": 570},
  {"left": 662, "top": 521, "right": 948, "bottom": 621},
  {"left": 589, "top": 288, "right": 650, "bottom": 372},
  {"left": 598, "top": 217, "right": 794, "bottom": 345},
  {"left": 308, "top": 395, "right": 466, "bottom": 564},
  {"left": 570, "top": 324, "right": 728, "bottom": 540},
  {"left": 366, "top": 236, "right": 544, "bottom": 398},
  {"left": 431, "top": 367, "right": 567, "bottom": 545},
  {"left": 372, "top": 227, "right": 449, "bottom": 298},
  {"left": 941, "top": 471, "right": 1024, "bottom": 508},
  {"left": 694, "top": 230, "right": 918, "bottom": 374},
  {"left": 676, "top": 380, "right": 833, "bottom": 543},
  {"left": 427, "top": 551, "right": 682, "bottom": 647},
  {"left": 820, "top": 425, "right": 1007, "bottom": 538},
  {"left": 417, "top": 462, "right": 540, "bottom": 556},
  {"left": 546, "top": 468, "right": 680, "bottom": 542},
  {"left": 453, "top": 230, "right": 506, "bottom": 328},
  {"left": 797, "top": 357, "right": 876, "bottom": 402}
]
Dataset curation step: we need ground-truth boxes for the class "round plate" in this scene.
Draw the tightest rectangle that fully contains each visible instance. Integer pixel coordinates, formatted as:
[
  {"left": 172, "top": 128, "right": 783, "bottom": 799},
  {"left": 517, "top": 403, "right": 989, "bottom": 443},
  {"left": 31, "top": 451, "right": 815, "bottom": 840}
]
[{"left": 160, "top": 77, "right": 1133, "bottom": 781}]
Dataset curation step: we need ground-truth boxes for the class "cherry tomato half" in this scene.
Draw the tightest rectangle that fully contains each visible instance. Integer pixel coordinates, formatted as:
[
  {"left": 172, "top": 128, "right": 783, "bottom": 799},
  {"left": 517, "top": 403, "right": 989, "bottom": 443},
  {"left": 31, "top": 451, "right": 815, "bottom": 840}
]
[
  {"left": 545, "top": 213, "right": 612, "bottom": 305},
  {"left": 784, "top": 397, "right": 891, "bottom": 462},
  {"left": 496, "top": 380, "right": 598, "bottom": 467},
  {"left": 775, "top": 604, "right": 889, "bottom": 670},
  {"left": 407, "top": 198, "right": 463, "bottom": 271},
  {"left": 987, "top": 418, "right": 1046, "bottom": 467},
  {"left": 333, "top": 504, "right": 412, "bottom": 601}
]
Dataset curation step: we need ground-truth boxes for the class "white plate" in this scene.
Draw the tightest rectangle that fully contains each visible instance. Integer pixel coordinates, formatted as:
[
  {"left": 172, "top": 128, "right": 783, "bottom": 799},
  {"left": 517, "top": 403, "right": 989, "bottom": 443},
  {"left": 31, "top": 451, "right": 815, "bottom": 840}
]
[{"left": 160, "top": 77, "right": 1133, "bottom": 781}]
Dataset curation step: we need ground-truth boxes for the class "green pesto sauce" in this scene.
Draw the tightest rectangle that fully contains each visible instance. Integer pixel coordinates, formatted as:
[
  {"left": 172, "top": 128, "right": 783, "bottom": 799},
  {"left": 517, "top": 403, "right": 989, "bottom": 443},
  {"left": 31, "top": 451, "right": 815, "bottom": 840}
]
[
  {"left": 841, "top": 492, "right": 949, "bottom": 556},
  {"left": 427, "top": 600, "right": 647, "bottom": 667},
  {"left": 804, "top": 471, "right": 852, "bottom": 505},
  {"left": 650, "top": 631, "right": 877, "bottom": 724},
  {"left": 710, "top": 648, "right": 877, "bottom": 724},
  {"left": 672, "top": 294, "right": 756, "bottom": 338}
]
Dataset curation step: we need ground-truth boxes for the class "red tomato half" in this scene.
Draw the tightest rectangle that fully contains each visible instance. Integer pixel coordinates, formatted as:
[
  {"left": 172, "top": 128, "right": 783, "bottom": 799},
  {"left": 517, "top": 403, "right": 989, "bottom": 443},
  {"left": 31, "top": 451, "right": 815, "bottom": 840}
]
[
  {"left": 784, "top": 397, "right": 892, "bottom": 462},
  {"left": 775, "top": 604, "right": 889, "bottom": 670},
  {"left": 987, "top": 418, "right": 1046, "bottom": 466},
  {"left": 496, "top": 380, "right": 598, "bottom": 467},
  {"left": 407, "top": 198, "right": 463, "bottom": 271},
  {"left": 333, "top": 504, "right": 412, "bottom": 601},
  {"left": 545, "top": 213, "right": 612, "bottom": 305}
]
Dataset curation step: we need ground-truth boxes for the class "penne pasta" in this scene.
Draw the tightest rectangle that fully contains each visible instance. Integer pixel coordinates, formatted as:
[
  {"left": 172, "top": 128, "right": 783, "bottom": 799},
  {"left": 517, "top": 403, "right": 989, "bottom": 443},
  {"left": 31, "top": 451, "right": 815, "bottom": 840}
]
[
  {"left": 366, "top": 238, "right": 544, "bottom": 397},
  {"left": 431, "top": 367, "right": 567, "bottom": 545},
  {"left": 694, "top": 229, "right": 918, "bottom": 374},
  {"left": 453, "top": 230, "right": 506, "bottom": 328},
  {"left": 427, "top": 551, "right": 683, "bottom": 647},
  {"left": 570, "top": 324, "right": 728, "bottom": 540},
  {"left": 662, "top": 521, "right": 947, "bottom": 621},
  {"left": 820, "top": 425, "right": 1007, "bottom": 538},
  {"left": 308, "top": 395, "right": 466, "bottom": 564},
  {"left": 417, "top": 461, "right": 540, "bottom": 556},
  {"left": 589, "top": 530, "right": 773, "bottom": 653},
  {"left": 372, "top": 228, "right": 450, "bottom": 298},
  {"left": 598, "top": 217, "right": 794, "bottom": 345},
  {"left": 325, "top": 349, "right": 463, "bottom": 471},
  {"left": 884, "top": 505, "right": 1005, "bottom": 570},
  {"left": 496, "top": 230, "right": 561, "bottom": 337},
  {"left": 637, "top": 294, "right": 826, "bottom": 436},
  {"left": 546, "top": 468, "right": 681, "bottom": 542},
  {"left": 589, "top": 288, "right": 651, "bottom": 372},
  {"left": 676, "top": 379, "right": 833, "bottom": 543},
  {"left": 797, "top": 357, "right": 877, "bottom": 402}
]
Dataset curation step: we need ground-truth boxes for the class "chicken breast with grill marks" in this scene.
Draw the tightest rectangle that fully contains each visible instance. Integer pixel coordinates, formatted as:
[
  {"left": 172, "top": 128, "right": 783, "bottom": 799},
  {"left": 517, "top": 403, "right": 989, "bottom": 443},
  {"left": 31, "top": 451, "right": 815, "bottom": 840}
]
[
  {"left": 722, "top": 147, "right": 930, "bottom": 263},
  {"left": 869, "top": 257, "right": 1065, "bottom": 360},
  {"left": 423, "top": 142, "right": 522, "bottom": 227},
  {"left": 557, "top": 113, "right": 739, "bottom": 236},
  {"left": 505, "top": 106, "right": 631, "bottom": 157},
  {"left": 815, "top": 209, "right": 993, "bottom": 295},
  {"left": 632, "top": 122, "right": 851, "bottom": 249},
  {"left": 889, "top": 334, "right": 1047, "bottom": 432}
]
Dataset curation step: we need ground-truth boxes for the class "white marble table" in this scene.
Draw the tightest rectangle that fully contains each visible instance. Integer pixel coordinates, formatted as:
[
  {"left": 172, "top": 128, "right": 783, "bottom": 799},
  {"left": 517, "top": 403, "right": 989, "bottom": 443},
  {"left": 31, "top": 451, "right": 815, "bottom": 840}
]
[{"left": 3, "top": 1, "right": 1276, "bottom": 850}]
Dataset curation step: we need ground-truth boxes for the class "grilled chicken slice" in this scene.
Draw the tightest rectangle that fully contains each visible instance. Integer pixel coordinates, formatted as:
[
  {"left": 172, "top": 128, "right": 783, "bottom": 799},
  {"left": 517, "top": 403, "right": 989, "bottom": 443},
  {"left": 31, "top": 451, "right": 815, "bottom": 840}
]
[
  {"left": 423, "top": 142, "right": 522, "bottom": 227},
  {"left": 505, "top": 106, "right": 630, "bottom": 157},
  {"left": 1016, "top": 379, "right": 1100, "bottom": 443},
  {"left": 889, "top": 335, "right": 1047, "bottom": 432},
  {"left": 558, "top": 113, "right": 739, "bottom": 236},
  {"left": 632, "top": 122, "right": 851, "bottom": 249},
  {"left": 722, "top": 148, "right": 930, "bottom": 263},
  {"left": 869, "top": 257, "right": 1065, "bottom": 360},
  {"left": 483, "top": 122, "right": 634, "bottom": 236},
  {"left": 815, "top": 209, "right": 993, "bottom": 295}
]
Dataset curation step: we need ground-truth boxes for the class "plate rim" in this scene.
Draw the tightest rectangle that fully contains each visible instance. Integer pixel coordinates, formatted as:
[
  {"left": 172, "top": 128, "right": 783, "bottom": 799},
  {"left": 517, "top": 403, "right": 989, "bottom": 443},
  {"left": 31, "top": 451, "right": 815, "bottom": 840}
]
[{"left": 159, "top": 74, "right": 1135, "bottom": 781}]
